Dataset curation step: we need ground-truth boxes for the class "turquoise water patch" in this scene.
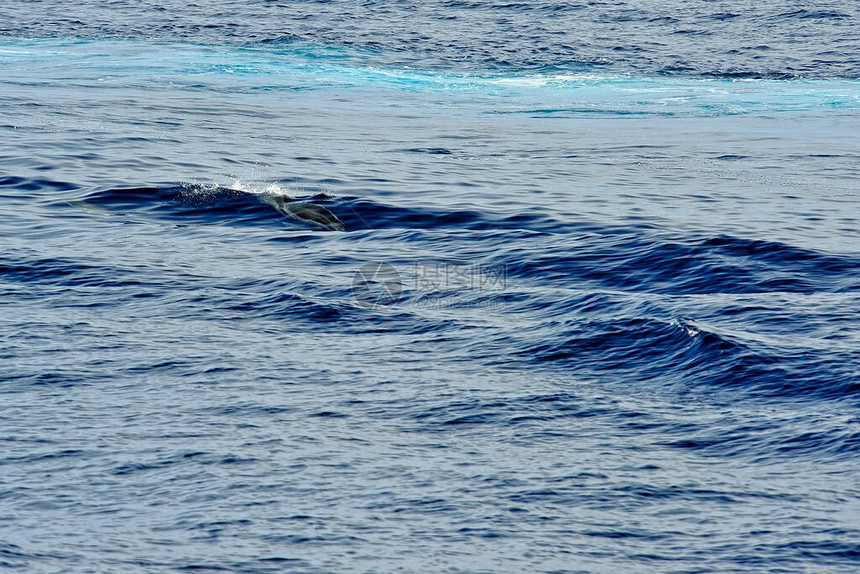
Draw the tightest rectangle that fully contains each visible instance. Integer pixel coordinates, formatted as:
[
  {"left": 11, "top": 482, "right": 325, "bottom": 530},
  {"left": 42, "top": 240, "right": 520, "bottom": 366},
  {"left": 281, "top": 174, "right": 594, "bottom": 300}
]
[{"left": 2, "top": 37, "right": 858, "bottom": 116}]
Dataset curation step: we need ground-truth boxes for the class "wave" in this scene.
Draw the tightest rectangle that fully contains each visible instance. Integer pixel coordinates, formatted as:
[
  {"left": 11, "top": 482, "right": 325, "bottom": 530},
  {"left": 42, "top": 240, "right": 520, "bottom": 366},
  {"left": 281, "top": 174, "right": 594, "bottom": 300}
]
[
  {"left": 42, "top": 181, "right": 563, "bottom": 234},
  {"left": 507, "top": 311, "right": 859, "bottom": 402},
  {"left": 38, "top": 182, "right": 860, "bottom": 292},
  {"left": 503, "top": 233, "right": 859, "bottom": 295},
  {"left": 50, "top": 183, "right": 343, "bottom": 230},
  {"left": 75, "top": 185, "right": 281, "bottom": 225}
]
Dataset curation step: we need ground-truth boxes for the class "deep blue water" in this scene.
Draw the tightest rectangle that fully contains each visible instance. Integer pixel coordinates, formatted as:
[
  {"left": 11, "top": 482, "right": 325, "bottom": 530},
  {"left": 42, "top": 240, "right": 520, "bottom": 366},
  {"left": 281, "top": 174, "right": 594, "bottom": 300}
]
[{"left": 2, "top": 1, "right": 859, "bottom": 572}]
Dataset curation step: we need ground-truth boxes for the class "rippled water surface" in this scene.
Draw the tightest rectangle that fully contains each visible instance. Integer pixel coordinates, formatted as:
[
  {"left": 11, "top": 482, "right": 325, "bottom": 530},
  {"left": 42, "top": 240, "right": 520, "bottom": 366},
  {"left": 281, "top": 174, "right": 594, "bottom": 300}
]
[{"left": 2, "top": 1, "right": 859, "bottom": 572}]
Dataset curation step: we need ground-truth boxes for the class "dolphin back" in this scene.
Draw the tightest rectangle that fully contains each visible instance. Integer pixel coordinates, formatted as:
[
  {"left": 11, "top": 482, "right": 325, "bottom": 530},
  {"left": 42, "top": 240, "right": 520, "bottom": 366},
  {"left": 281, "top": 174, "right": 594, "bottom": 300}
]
[{"left": 264, "top": 195, "right": 346, "bottom": 231}]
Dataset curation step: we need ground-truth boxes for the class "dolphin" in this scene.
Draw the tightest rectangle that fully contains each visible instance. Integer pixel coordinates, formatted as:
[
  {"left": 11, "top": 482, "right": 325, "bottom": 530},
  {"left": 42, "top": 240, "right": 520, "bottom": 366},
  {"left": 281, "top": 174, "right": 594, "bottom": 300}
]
[{"left": 263, "top": 194, "right": 346, "bottom": 232}]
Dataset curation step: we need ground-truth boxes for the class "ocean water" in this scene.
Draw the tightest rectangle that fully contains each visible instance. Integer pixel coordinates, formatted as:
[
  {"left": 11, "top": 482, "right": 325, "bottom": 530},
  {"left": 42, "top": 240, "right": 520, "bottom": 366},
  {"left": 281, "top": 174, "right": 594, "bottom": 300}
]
[{"left": 1, "top": 1, "right": 859, "bottom": 572}]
